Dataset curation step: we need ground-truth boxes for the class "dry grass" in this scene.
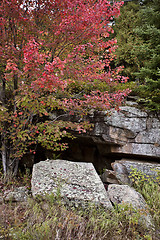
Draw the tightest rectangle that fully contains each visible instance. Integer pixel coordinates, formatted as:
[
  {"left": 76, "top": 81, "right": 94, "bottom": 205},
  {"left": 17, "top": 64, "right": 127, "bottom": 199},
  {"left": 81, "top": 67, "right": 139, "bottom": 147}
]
[{"left": 0, "top": 193, "right": 157, "bottom": 240}]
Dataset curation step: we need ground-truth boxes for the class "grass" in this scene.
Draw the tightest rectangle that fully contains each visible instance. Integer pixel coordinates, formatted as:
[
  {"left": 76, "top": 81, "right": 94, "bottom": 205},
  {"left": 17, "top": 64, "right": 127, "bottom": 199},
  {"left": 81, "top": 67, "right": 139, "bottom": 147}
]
[
  {"left": 0, "top": 167, "right": 160, "bottom": 240},
  {"left": 5, "top": 196, "right": 154, "bottom": 240}
]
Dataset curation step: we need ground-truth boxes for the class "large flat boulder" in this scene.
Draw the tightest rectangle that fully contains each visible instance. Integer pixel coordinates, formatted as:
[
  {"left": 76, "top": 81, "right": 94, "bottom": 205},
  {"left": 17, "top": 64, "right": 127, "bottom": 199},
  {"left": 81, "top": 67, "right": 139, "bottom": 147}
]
[{"left": 31, "top": 159, "right": 112, "bottom": 209}]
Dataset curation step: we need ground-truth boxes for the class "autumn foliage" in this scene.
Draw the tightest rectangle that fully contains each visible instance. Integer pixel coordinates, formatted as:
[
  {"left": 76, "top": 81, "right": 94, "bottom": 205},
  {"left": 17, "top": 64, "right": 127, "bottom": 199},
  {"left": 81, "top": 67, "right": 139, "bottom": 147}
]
[{"left": 0, "top": 0, "right": 130, "bottom": 176}]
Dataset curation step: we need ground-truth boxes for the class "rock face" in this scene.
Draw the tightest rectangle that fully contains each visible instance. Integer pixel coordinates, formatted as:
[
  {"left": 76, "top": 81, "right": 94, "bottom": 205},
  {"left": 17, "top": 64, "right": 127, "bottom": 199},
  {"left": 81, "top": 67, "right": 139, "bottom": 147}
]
[
  {"left": 112, "top": 160, "right": 160, "bottom": 179},
  {"left": 31, "top": 160, "right": 113, "bottom": 209},
  {"left": 93, "top": 103, "right": 160, "bottom": 158},
  {"left": 59, "top": 103, "right": 160, "bottom": 173},
  {"left": 101, "top": 160, "right": 160, "bottom": 185},
  {"left": 108, "top": 184, "right": 153, "bottom": 229},
  {"left": 21, "top": 102, "right": 160, "bottom": 172}
]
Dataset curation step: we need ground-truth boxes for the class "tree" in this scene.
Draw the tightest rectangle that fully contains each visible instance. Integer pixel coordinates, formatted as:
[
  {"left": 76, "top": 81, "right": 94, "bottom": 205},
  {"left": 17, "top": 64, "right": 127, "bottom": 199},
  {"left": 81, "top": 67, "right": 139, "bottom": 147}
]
[
  {"left": 0, "top": 0, "right": 130, "bottom": 177},
  {"left": 113, "top": 1, "right": 144, "bottom": 81},
  {"left": 113, "top": 0, "right": 160, "bottom": 110},
  {"left": 134, "top": 0, "right": 160, "bottom": 111}
]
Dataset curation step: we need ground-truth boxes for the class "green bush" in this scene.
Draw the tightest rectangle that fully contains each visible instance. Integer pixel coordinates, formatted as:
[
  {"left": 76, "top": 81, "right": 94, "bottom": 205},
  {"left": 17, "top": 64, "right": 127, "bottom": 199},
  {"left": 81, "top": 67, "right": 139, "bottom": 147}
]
[{"left": 129, "top": 167, "right": 160, "bottom": 227}]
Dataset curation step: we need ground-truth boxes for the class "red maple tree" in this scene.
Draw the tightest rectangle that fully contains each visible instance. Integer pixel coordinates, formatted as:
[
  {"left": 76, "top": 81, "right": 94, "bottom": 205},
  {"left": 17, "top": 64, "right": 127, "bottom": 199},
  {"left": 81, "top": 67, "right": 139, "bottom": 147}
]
[{"left": 0, "top": 0, "right": 130, "bottom": 177}]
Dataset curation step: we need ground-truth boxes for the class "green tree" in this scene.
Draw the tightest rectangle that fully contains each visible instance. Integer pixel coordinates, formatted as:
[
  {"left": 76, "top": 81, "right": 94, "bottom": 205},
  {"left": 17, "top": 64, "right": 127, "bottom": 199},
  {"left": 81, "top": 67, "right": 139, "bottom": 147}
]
[
  {"left": 134, "top": 0, "right": 160, "bottom": 111},
  {"left": 113, "top": 1, "right": 143, "bottom": 81},
  {"left": 114, "top": 0, "right": 160, "bottom": 111}
]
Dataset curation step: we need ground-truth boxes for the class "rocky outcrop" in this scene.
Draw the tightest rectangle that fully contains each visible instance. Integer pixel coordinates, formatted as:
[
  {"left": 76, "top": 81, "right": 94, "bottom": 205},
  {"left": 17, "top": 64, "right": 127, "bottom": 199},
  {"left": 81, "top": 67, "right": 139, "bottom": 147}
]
[
  {"left": 93, "top": 102, "right": 160, "bottom": 158},
  {"left": 31, "top": 159, "right": 112, "bottom": 209},
  {"left": 21, "top": 102, "right": 160, "bottom": 172},
  {"left": 57, "top": 102, "right": 160, "bottom": 173},
  {"left": 108, "top": 184, "right": 154, "bottom": 229}
]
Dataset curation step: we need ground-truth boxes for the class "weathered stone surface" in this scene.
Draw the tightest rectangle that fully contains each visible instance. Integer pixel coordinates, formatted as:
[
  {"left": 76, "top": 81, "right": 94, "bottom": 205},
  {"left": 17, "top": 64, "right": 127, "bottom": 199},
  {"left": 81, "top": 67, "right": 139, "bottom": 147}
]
[
  {"left": 108, "top": 184, "right": 153, "bottom": 229},
  {"left": 4, "top": 187, "right": 29, "bottom": 202},
  {"left": 111, "top": 162, "right": 131, "bottom": 185},
  {"left": 31, "top": 160, "right": 113, "bottom": 209},
  {"left": 101, "top": 169, "right": 119, "bottom": 184},
  {"left": 19, "top": 103, "right": 159, "bottom": 172},
  {"left": 101, "top": 159, "right": 160, "bottom": 185},
  {"left": 112, "top": 160, "right": 160, "bottom": 180},
  {"left": 93, "top": 103, "right": 160, "bottom": 158}
]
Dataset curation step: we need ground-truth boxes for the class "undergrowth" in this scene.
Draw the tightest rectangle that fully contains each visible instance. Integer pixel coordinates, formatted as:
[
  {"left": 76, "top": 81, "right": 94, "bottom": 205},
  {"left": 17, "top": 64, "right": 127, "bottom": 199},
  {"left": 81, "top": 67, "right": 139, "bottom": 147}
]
[
  {"left": 0, "top": 167, "right": 160, "bottom": 240},
  {"left": 129, "top": 167, "right": 160, "bottom": 228},
  {"left": 7, "top": 195, "right": 154, "bottom": 240}
]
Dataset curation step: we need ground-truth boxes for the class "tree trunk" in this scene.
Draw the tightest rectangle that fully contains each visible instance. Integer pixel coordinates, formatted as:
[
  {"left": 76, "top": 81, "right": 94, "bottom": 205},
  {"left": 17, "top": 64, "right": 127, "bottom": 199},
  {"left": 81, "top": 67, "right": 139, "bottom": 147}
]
[
  {"left": 2, "top": 139, "right": 7, "bottom": 175},
  {"left": 1, "top": 76, "right": 19, "bottom": 177},
  {"left": 1, "top": 134, "right": 19, "bottom": 177},
  {"left": 1, "top": 77, "right": 7, "bottom": 175},
  {"left": 7, "top": 158, "right": 19, "bottom": 177}
]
